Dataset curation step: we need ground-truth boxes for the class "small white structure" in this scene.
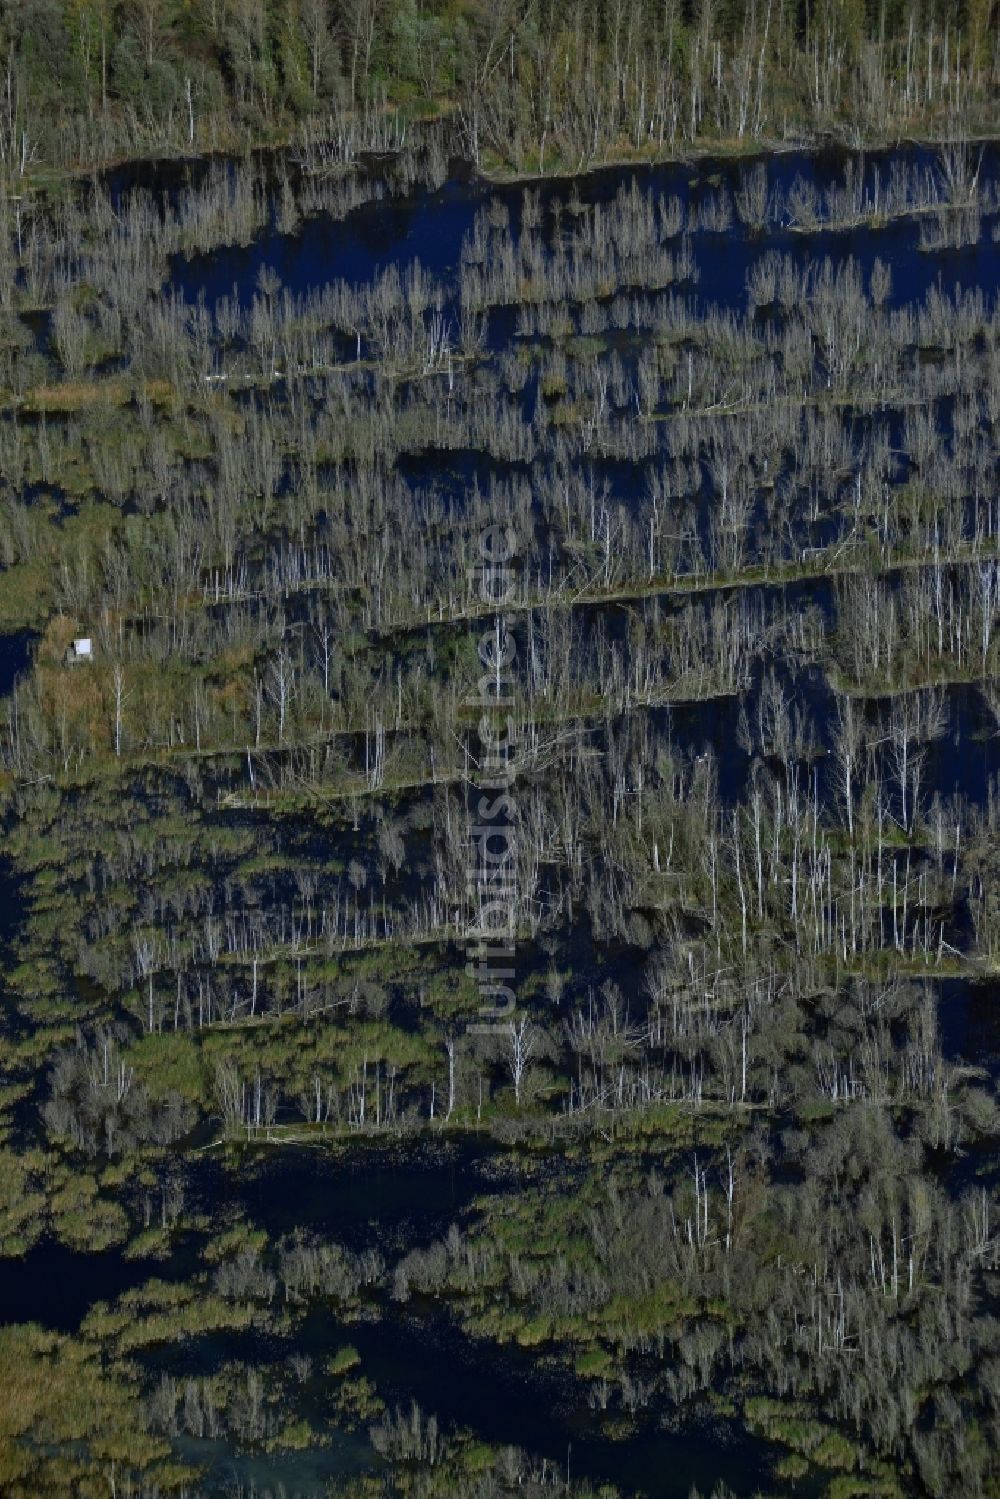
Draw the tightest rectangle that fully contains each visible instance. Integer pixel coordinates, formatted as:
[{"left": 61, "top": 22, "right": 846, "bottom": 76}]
[{"left": 66, "top": 637, "right": 93, "bottom": 665}]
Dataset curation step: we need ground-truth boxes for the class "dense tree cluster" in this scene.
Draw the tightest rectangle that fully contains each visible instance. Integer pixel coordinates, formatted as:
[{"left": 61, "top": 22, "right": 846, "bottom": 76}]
[{"left": 0, "top": 1, "right": 998, "bottom": 173}]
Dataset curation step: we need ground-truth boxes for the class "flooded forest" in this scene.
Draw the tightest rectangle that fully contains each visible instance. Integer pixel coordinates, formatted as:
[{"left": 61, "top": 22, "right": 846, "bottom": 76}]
[{"left": 2, "top": 3, "right": 1000, "bottom": 1498}]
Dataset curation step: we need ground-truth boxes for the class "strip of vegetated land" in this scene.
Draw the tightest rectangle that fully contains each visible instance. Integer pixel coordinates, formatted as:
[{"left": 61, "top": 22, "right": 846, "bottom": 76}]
[{"left": 3, "top": 1, "right": 1000, "bottom": 182}]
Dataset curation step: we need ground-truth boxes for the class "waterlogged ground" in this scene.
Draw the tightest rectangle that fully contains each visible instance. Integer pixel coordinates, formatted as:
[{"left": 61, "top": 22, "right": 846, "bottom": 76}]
[
  {"left": 3, "top": 137, "right": 1000, "bottom": 1498},
  {"left": 0, "top": 1134, "right": 791, "bottom": 1496},
  {"left": 171, "top": 143, "right": 1000, "bottom": 315}
]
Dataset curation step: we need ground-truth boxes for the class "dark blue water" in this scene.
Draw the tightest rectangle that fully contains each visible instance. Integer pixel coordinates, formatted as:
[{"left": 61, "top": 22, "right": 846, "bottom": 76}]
[
  {"left": 344, "top": 1311, "right": 787, "bottom": 1499},
  {"left": 173, "top": 143, "right": 1000, "bottom": 319},
  {"left": 207, "top": 1136, "right": 501, "bottom": 1252},
  {"left": 940, "top": 975, "right": 1000, "bottom": 1079},
  {"left": 0, "top": 1238, "right": 191, "bottom": 1334},
  {"left": 0, "top": 631, "right": 33, "bottom": 697},
  {"left": 0, "top": 1141, "right": 498, "bottom": 1335},
  {"left": 149, "top": 1301, "right": 790, "bottom": 1499}
]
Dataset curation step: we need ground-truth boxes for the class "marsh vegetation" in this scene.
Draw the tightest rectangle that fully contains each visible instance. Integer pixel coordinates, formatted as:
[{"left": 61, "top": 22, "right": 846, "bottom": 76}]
[{"left": 2, "top": 23, "right": 1000, "bottom": 1498}]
